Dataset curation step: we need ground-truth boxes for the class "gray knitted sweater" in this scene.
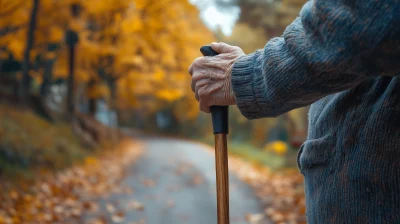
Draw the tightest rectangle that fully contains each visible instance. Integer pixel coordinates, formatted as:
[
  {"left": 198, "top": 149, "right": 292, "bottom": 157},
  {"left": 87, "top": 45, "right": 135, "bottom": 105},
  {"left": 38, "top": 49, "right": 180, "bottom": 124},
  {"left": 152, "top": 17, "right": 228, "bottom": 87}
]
[{"left": 231, "top": 0, "right": 400, "bottom": 223}]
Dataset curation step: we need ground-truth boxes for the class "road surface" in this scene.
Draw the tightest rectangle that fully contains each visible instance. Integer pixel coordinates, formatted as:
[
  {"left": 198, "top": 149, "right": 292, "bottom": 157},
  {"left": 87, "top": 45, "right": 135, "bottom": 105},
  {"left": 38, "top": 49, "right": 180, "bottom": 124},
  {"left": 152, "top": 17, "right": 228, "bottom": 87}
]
[{"left": 97, "top": 137, "right": 269, "bottom": 224}]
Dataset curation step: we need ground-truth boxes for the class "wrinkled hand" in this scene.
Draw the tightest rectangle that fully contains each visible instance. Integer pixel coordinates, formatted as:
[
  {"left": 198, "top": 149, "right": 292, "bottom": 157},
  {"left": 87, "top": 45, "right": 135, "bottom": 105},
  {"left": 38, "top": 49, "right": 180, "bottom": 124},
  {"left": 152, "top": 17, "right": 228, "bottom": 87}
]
[{"left": 188, "top": 42, "right": 245, "bottom": 113}]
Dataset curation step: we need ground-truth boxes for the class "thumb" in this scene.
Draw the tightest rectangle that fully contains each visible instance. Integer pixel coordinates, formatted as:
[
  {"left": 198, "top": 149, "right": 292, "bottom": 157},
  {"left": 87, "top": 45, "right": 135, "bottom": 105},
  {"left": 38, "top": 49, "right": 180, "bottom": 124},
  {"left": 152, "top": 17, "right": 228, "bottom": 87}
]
[{"left": 211, "top": 42, "right": 238, "bottom": 54}]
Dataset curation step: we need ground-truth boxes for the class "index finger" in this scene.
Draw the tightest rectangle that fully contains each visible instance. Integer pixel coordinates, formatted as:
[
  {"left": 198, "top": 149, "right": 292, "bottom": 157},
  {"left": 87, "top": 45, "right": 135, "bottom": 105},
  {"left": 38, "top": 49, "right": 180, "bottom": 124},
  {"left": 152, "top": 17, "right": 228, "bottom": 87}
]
[
  {"left": 188, "top": 57, "right": 203, "bottom": 76},
  {"left": 188, "top": 63, "right": 194, "bottom": 76}
]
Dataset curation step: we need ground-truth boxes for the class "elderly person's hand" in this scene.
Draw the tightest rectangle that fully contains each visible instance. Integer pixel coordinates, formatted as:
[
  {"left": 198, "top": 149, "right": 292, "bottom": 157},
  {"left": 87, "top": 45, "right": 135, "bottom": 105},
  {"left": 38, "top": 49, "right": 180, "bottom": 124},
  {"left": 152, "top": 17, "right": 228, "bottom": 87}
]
[{"left": 188, "top": 42, "right": 245, "bottom": 113}]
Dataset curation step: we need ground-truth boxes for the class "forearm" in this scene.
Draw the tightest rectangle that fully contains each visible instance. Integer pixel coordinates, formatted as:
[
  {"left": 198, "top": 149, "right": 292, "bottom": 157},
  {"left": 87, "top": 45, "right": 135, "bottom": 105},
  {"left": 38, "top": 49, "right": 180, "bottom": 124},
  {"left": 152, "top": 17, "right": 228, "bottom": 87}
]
[{"left": 231, "top": 0, "right": 399, "bottom": 119}]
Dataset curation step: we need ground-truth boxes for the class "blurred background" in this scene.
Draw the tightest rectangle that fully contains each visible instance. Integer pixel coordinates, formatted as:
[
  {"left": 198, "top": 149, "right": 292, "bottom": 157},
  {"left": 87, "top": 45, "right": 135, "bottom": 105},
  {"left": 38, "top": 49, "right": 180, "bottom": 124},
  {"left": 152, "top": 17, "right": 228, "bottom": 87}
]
[{"left": 0, "top": 0, "right": 308, "bottom": 223}]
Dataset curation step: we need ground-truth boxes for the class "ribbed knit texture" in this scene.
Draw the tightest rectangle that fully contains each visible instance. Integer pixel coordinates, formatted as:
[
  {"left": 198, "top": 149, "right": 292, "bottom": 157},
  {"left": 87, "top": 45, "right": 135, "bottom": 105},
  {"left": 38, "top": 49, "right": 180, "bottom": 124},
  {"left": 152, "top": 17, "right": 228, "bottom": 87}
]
[{"left": 231, "top": 0, "right": 400, "bottom": 223}]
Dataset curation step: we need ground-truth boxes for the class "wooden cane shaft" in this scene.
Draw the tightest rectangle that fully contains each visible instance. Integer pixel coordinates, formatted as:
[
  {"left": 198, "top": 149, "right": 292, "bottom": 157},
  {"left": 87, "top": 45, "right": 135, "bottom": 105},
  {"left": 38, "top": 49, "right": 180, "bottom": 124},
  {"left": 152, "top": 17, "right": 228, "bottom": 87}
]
[{"left": 215, "top": 134, "right": 230, "bottom": 224}]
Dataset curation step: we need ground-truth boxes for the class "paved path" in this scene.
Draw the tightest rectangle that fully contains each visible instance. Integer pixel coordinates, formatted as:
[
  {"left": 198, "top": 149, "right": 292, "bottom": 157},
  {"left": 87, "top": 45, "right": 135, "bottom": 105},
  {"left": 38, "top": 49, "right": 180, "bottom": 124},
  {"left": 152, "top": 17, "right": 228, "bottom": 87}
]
[{"left": 101, "top": 137, "right": 269, "bottom": 224}]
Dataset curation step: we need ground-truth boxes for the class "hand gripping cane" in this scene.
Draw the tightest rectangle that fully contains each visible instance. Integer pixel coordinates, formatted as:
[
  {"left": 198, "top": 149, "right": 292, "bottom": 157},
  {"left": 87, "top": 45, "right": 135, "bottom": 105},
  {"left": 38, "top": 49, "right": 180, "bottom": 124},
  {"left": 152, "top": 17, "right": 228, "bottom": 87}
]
[{"left": 200, "top": 46, "right": 230, "bottom": 224}]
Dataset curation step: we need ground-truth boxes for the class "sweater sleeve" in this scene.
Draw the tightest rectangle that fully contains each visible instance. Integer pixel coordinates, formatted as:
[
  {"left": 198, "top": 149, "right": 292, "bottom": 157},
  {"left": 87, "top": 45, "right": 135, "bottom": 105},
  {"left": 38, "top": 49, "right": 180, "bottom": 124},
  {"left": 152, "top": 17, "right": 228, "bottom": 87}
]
[{"left": 231, "top": 0, "right": 400, "bottom": 119}]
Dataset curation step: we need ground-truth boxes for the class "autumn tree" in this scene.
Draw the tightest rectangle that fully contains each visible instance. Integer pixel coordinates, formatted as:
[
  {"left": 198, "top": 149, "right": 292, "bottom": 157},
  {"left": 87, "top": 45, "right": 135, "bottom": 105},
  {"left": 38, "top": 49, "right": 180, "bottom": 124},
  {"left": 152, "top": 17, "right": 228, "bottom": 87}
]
[
  {"left": 0, "top": 0, "right": 30, "bottom": 96},
  {"left": 115, "top": 0, "right": 213, "bottom": 121},
  {"left": 1, "top": 0, "right": 213, "bottom": 125},
  {"left": 0, "top": 0, "right": 82, "bottom": 107},
  {"left": 19, "top": 0, "right": 39, "bottom": 103}
]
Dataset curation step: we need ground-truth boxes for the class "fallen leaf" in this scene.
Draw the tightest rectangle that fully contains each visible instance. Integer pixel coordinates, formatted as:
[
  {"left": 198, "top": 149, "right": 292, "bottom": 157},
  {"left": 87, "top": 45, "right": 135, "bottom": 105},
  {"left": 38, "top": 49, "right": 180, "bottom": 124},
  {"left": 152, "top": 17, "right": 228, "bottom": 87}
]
[
  {"left": 10, "top": 191, "right": 19, "bottom": 200},
  {"left": 191, "top": 175, "right": 204, "bottom": 185},
  {"left": 53, "top": 205, "right": 64, "bottom": 214},
  {"left": 127, "top": 200, "right": 144, "bottom": 211},
  {"left": 106, "top": 203, "right": 116, "bottom": 213},
  {"left": 271, "top": 212, "right": 284, "bottom": 222},
  {"left": 245, "top": 213, "right": 265, "bottom": 224},
  {"left": 87, "top": 217, "right": 107, "bottom": 224},
  {"left": 142, "top": 179, "right": 155, "bottom": 187},
  {"left": 111, "top": 211, "right": 125, "bottom": 223},
  {"left": 83, "top": 201, "right": 99, "bottom": 212}
]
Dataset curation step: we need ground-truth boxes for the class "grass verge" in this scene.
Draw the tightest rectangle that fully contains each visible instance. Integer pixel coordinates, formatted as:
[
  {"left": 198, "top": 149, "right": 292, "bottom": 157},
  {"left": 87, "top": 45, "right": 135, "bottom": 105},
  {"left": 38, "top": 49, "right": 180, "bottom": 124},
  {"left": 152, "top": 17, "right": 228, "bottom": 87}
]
[
  {"left": 200, "top": 134, "right": 298, "bottom": 170},
  {"left": 0, "top": 103, "right": 90, "bottom": 180},
  {"left": 228, "top": 141, "right": 286, "bottom": 169}
]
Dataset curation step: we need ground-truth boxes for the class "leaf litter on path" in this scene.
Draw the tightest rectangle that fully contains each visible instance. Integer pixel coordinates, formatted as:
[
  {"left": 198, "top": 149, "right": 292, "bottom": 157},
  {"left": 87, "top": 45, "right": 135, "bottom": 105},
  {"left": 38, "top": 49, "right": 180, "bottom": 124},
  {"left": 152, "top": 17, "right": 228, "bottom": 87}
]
[
  {"left": 196, "top": 141, "right": 306, "bottom": 224},
  {"left": 0, "top": 139, "right": 144, "bottom": 223},
  {"left": 126, "top": 199, "right": 145, "bottom": 211},
  {"left": 228, "top": 156, "right": 306, "bottom": 224}
]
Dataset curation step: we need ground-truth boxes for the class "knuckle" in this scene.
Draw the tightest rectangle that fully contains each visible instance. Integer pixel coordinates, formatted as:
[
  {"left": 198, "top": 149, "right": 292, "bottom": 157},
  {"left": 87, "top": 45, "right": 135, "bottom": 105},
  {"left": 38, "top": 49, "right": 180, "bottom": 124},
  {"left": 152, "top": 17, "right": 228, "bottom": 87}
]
[
  {"left": 192, "top": 72, "right": 202, "bottom": 81},
  {"left": 198, "top": 88, "right": 209, "bottom": 99},
  {"left": 188, "top": 66, "right": 193, "bottom": 74},
  {"left": 198, "top": 89, "right": 205, "bottom": 97},
  {"left": 194, "top": 57, "right": 205, "bottom": 66},
  {"left": 232, "top": 46, "right": 240, "bottom": 51}
]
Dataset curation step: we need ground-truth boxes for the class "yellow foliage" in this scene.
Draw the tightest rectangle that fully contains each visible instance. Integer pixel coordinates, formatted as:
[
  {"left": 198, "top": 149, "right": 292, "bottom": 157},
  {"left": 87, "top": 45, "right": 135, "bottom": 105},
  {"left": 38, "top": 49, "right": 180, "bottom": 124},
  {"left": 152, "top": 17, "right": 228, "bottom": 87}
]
[
  {"left": 43, "top": 51, "right": 57, "bottom": 60},
  {"left": 8, "top": 39, "right": 24, "bottom": 60},
  {"left": 153, "top": 69, "right": 165, "bottom": 82},
  {"left": 156, "top": 89, "right": 183, "bottom": 102},
  {"left": 172, "top": 96, "right": 200, "bottom": 120},
  {"left": 113, "top": 0, "right": 214, "bottom": 111},
  {"left": 264, "top": 141, "right": 289, "bottom": 156},
  {"left": 0, "top": 0, "right": 214, "bottom": 118},
  {"left": 49, "top": 27, "right": 64, "bottom": 42},
  {"left": 87, "top": 83, "right": 110, "bottom": 99},
  {"left": 84, "top": 156, "right": 99, "bottom": 167}
]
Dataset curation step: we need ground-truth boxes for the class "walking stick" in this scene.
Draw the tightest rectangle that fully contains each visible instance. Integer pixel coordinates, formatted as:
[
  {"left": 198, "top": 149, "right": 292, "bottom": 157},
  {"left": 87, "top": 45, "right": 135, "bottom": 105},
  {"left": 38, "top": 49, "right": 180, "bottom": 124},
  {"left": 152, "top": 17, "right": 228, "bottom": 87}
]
[{"left": 200, "top": 46, "right": 230, "bottom": 224}]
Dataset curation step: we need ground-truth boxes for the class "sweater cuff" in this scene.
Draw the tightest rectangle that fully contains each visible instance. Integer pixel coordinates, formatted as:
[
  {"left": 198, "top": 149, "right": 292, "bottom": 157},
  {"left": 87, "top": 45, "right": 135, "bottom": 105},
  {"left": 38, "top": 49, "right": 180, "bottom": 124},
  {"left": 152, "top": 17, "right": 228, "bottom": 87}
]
[{"left": 231, "top": 51, "right": 264, "bottom": 119}]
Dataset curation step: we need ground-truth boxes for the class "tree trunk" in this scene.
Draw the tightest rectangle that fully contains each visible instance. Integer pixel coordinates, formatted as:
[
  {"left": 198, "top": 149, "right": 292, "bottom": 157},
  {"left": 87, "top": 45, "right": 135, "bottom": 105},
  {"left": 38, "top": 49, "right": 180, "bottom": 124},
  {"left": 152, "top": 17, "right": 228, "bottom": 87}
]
[
  {"left": 88, "top": 98, "right": 97, "bottom": 116},
  {"left": 40, "top": 59, "right": 54, "bottom": 98},
  {"left": 87, "top": 79, "right": 97, "bottom": 116},
  {"left": 20, "top": 0, "right": 39, "bottom": 103},
  {"left": 66, "top": 43, "right": 76, "bottom": 117},
  {"left": 108, "top": 80, "right": 118, "bottom": 126},
  {"left": 108, "top": 80, "right": 118, "bottom": 144},
  {"left": 65, "top": 30, "right": 79, "bottom": 118}
]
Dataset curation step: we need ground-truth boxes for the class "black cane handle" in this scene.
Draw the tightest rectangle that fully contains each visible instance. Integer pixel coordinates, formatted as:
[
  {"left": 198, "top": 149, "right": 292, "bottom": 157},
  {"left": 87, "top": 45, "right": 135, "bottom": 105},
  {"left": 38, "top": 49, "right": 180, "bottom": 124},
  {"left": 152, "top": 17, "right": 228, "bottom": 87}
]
[{"left": 200, "top": 45, "right": 229, "bottom": 135}]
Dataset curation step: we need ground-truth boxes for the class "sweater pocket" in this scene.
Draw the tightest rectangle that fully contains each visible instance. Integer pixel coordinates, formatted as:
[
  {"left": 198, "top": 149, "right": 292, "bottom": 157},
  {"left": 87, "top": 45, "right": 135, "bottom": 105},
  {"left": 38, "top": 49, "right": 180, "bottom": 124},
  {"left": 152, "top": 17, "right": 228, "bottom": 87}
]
[{"left": 297, "top": 135, "right": 337, "bottom": 174}]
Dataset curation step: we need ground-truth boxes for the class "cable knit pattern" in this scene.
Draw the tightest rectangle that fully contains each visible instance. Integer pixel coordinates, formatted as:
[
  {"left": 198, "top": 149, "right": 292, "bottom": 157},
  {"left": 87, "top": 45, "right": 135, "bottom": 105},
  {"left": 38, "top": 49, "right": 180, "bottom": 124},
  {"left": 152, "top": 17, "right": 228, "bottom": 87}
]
[{"left": 231, "top": 0, "right": 400, "bottom": 223}]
